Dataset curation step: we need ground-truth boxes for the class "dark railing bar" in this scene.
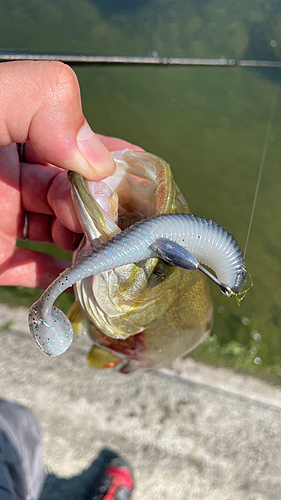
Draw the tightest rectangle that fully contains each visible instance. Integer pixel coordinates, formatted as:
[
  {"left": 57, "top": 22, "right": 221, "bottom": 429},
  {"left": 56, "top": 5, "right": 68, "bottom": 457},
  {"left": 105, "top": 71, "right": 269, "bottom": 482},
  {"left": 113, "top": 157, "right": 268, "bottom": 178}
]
[{"left": 0, "top": 51, "right": 281, "bottom": 68}]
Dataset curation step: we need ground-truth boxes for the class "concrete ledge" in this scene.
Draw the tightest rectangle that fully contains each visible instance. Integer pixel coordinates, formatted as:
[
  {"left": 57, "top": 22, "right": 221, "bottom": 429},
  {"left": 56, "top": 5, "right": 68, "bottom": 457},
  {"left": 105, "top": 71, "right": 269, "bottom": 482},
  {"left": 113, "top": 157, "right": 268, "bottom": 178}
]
[{"left": 0, "top": 303, "right": 280, "bottom": 500}]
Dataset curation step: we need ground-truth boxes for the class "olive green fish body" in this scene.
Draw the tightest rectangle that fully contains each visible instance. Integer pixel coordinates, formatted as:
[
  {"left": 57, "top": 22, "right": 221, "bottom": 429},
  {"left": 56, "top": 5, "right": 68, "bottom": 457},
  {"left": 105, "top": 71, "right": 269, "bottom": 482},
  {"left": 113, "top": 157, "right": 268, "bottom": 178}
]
[{"left": 68, "top": 150, "right": 213, "bottom": 372}]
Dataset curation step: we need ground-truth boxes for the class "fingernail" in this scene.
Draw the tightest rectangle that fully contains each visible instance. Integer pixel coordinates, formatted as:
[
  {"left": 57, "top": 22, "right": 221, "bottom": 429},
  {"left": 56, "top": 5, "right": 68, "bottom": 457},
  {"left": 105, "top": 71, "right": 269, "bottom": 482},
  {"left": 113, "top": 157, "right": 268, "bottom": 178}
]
[{"left": 76, "top": 122, "right": 115, "bottom": 179}]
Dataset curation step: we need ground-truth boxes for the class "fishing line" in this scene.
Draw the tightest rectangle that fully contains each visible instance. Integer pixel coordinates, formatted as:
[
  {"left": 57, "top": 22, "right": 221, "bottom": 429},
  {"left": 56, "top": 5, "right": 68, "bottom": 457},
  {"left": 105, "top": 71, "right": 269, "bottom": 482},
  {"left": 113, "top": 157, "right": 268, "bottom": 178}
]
[{"left": 244, "top": 89, "right": 279, "bottom": 258}]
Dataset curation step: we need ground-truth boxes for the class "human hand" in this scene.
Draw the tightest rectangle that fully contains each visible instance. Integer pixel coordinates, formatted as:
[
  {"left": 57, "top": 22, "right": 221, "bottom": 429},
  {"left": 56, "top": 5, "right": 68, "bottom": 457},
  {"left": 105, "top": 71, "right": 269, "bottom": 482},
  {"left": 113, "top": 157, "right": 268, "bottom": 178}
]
[{"left": 0, "top": 61, "right": 142, "bottom": 289}]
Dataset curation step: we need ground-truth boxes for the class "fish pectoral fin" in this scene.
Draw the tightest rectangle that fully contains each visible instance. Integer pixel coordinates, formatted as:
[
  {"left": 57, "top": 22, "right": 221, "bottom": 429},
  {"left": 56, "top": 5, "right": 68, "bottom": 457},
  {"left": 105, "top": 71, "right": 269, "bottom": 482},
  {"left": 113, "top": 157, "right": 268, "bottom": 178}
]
[
  {"left": 150, "top": 238, "right": 199, "bottom": 270},
  {"left": 87, "top": 345, "right": 123, "bottom": 370},
  {"left": 67, "top": 301, "right": 89, "bottom": 339}
]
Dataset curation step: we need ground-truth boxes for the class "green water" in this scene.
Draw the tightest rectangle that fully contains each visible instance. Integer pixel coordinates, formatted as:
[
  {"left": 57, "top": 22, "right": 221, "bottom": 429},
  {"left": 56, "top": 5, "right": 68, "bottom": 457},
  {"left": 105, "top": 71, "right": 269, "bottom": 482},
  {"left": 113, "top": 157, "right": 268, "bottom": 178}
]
[{"left": 1, "top": 0, "right": 281, "bottom": 380}]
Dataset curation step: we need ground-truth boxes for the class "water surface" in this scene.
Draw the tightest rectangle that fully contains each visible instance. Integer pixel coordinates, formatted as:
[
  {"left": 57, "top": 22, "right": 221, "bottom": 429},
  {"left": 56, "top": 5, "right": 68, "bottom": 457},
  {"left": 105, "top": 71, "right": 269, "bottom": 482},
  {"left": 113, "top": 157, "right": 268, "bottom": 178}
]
[{"left": 1, "top": 0, "right": 281, "bottom": 379}]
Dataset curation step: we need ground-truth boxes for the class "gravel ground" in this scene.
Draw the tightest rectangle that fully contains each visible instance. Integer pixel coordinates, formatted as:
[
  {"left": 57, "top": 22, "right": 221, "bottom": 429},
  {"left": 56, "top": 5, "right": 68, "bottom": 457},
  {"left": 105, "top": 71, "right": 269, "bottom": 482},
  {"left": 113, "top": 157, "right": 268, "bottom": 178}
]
[{"left": 0, "top": 303, "right": 281, "bottom": 500}]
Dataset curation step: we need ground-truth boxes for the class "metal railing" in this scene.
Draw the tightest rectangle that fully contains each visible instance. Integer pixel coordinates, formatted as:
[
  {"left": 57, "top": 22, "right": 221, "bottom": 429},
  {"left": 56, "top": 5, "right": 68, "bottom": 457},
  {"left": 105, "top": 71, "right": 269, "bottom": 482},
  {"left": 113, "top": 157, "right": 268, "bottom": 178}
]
[{"left": 1, "top": 51, "right": 281, "bottom": 68}]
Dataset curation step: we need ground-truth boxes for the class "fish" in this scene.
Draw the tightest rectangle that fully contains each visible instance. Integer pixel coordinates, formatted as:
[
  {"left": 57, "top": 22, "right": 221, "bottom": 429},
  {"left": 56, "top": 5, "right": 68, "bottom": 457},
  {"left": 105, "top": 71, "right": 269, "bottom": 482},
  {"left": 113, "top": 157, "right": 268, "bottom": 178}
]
[{"left": 29, "top": 150, "right": 247, "bottom": 373}]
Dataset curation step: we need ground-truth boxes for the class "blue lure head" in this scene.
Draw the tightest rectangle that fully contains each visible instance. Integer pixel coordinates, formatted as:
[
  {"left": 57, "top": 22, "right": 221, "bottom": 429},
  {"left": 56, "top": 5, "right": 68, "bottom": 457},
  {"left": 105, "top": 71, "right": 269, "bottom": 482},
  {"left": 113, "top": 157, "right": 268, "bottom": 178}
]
[
  {"left": 150, "top": 238, "right": 199, "bottom": 271},
  {"left": 150, "top": 238, "right": 247, "bottom": 299}
]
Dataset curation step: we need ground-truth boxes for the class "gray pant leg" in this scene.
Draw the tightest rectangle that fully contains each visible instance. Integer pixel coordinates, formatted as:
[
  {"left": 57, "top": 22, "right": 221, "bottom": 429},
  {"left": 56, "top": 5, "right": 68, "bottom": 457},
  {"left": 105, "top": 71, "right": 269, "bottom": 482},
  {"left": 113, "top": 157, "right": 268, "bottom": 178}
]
[{"left": 0, "top": 398, "right": 45, "bottom": 500}]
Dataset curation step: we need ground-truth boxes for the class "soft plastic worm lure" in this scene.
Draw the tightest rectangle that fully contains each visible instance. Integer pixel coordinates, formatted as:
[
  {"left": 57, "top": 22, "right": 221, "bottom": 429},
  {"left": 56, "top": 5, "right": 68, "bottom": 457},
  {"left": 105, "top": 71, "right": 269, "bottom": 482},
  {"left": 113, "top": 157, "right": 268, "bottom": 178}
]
[{"left": 29, "top": 213, "right": 247, "bottom": 357}]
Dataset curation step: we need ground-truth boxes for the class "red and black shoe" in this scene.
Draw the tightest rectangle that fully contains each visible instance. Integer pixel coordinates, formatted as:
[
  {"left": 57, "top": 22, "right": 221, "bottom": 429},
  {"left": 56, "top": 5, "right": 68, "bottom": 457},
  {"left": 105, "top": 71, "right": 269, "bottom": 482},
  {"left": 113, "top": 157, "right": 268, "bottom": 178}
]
[{"left": 89, "top": 454, "right": 134, "bottom": 500}]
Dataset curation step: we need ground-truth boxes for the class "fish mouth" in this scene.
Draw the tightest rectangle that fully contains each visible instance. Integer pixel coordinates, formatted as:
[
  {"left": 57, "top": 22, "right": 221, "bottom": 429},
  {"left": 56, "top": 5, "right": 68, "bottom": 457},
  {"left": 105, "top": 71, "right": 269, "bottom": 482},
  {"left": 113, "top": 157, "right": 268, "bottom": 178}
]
[
  {"left": 107, "top": 149, "right": 159, "bottom": 230},
  {"left": 75, "top": 149, "right": 189, "bottom": 240}
]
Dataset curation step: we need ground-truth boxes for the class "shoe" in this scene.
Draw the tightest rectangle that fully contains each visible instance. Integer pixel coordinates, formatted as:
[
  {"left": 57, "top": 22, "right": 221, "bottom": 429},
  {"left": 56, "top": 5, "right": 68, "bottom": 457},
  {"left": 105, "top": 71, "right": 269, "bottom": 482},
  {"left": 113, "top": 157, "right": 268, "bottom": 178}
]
[{"left": 90, "top": 455, "right": 134, "bottom": 500}]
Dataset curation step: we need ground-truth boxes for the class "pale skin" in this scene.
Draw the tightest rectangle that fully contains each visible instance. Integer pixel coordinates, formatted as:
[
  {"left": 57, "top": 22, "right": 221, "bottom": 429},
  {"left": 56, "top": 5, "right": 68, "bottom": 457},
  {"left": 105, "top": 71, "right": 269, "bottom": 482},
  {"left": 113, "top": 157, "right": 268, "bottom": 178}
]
[{"left": 0, "top": 61, "right": 142, "bottom": 289}]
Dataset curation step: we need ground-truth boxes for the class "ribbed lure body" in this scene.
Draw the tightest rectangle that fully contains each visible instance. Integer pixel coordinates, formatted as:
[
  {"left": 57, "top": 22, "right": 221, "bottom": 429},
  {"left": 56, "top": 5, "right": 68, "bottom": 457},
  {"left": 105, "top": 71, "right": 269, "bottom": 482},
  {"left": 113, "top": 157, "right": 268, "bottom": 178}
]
[
  {"left": 29, "top": 213, "right": 246, "bottom": 357},
  {"left": 66, "top": 213, "right": 246, "bottom": 292}
]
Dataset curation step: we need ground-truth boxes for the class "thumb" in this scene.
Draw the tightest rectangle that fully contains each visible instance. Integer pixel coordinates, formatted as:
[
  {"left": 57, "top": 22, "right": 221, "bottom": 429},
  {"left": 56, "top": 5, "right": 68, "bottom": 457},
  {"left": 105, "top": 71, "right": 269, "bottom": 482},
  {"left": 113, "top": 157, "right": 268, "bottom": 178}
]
[{"left": 0, "top": 61, "right": 115, "bottom": 180}]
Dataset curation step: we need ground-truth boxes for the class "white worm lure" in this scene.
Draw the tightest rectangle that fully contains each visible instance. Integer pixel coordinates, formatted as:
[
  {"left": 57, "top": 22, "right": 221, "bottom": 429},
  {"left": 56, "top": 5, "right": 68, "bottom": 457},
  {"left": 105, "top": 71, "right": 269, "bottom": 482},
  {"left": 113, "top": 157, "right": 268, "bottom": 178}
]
[{"left": 29, "top": 213, "right": 247, "bottom": 357}]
